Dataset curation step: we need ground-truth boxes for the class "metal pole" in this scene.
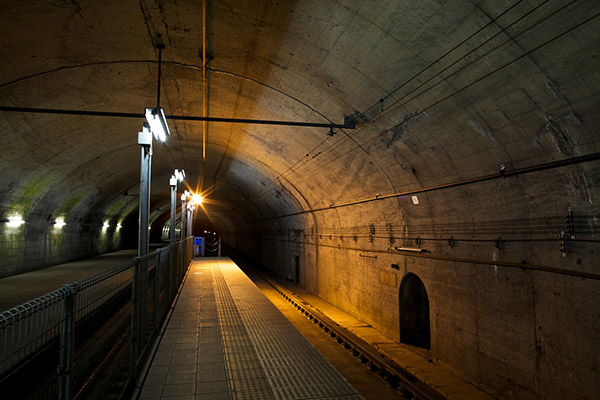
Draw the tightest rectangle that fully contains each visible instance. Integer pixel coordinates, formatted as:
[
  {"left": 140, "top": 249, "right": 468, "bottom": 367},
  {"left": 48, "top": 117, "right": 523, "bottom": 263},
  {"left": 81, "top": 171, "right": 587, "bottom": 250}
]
[
  {"left": 154, "top": 252, "right": 160, "bottom": 331},
  {"left": 180, "top": 196, "right": 187, "bottom": 278},
  {"left": 181, "top": 197, "right": 187, "bottom": 239},
  {"left": 131, "top": 257, "right": 140, "bottom": 380},
  {"left": 137, "top": 123, "right": 152, "bottom": 360},
  {"left": 187, "top": 207, "right": 193, "bottom": 237},
  {"left": 58, "top": 283, "right": 77, "bottom": 400},
  {"left": 170, "top": 179, "right": 176, "bottom": 245},
  {"left": 138, "top": 123, "right": 152, "bottom": 258}
]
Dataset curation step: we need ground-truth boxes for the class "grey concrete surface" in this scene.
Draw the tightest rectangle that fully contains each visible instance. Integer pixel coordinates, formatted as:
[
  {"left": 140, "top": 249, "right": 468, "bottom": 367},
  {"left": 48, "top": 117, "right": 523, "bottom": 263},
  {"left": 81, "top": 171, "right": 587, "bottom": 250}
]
[
  {"left": 0, "top": 249, "right": 136, "bottom": 311},
  {"left": 0, "top": 1, "right": 599, "bottom": 398},
  {"left": 137, "top": 259, "right": 363, "bottom": 399}
]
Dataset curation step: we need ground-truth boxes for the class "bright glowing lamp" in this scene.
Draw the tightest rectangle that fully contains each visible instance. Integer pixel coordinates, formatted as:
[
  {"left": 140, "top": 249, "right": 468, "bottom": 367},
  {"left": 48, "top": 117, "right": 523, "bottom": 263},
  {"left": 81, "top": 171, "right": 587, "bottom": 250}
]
[
  {"left": 145, "top": 107, "right": 171, "bottom": 142},
  {"left": 102, "top": 221, "right": 110, "bottom": 231},
  {"left": 54, "top": 216, "right": 66, "bottom": 229},
  {"left": 174, "top": 169, "right": 185, "bottom": 182},
  {"left": 7, "top": 214, "right": 24, "bottom": 228},
  {"left": 191, "top": 193, "right": 203, "bottom": 205}
]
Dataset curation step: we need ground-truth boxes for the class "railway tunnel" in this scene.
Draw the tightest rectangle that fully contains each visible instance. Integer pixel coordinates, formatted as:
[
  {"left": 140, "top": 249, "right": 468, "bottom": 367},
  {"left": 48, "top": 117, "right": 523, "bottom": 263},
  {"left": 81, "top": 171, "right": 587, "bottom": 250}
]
[{"left": 0, "top": 1, "right": 599, "bottom": 399}]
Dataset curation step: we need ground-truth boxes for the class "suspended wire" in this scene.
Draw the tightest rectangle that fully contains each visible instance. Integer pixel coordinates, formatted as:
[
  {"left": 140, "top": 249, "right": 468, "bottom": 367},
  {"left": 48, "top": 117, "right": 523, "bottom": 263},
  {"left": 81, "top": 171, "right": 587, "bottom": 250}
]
[
  {"left": 251, "top": 0, "right": 551, "bottom": 202},
  {"left": 253, "top": 0, "right": 594, "bottom": 196},
  {"left": 251, "top": 135, "right": 333, "bottom": 204},
  {"left": 372, "top": 0, "right": 575, "bottom": 122},
  {"left": 360, "top": 0, "right": 527, "bottom": 117}
]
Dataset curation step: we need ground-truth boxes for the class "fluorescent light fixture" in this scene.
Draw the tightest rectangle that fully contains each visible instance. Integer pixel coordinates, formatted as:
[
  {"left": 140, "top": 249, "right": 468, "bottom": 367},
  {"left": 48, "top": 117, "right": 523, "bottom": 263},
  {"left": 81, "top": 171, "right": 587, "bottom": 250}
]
[
  {"left": 117, "top": 223, "right": 122, "bottom": 230},
  {"left": 6, "top": 214, "right": 24, "bottom": 228},
  {"left": 174, "top": 169, "right": 185, "bottom": 182},
  {"left": 54, "top": 216, "right": 66, "bottom": 229},
  {"left": 145, "top": 107, "right": 171, "bottom": 142},
  {"left": 102, "top": 221, "right": 110, "bottom": 231}
]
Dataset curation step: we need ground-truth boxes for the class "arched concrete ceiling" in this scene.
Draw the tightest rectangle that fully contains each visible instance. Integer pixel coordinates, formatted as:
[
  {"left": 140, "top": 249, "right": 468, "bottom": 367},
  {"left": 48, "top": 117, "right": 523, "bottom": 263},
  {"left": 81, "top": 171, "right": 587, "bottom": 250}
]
[{"left": 1, "top": 0, "right": 599, "bottom": 239}]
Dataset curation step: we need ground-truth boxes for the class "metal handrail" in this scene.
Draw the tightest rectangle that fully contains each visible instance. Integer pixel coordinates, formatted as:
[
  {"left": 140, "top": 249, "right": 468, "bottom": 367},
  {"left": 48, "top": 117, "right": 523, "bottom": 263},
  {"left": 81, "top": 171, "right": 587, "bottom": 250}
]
[{"left": 0, "top": 237, "right": 194, "bottom": 399}]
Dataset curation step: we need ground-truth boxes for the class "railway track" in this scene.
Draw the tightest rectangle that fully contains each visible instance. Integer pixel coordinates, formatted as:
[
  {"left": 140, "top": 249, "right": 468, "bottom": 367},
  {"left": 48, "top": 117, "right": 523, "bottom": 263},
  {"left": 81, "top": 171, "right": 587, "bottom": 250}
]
[{"left": 241, "top": 263, "right": 446, "bottom": 400}]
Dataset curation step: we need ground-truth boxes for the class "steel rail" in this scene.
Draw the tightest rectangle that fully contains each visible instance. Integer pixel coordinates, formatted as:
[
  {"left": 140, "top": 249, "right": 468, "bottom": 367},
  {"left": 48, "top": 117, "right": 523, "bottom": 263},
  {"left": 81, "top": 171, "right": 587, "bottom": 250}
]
[{"left": 243, "top": 263, "right": 447, "bottom": 400}]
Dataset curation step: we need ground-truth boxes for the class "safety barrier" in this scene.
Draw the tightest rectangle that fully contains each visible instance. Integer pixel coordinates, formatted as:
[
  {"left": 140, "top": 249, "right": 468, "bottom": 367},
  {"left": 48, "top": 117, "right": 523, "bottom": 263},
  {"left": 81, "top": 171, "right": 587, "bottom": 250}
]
[{"left": 0, "top": 237, "right": 193, "bottom": 399}]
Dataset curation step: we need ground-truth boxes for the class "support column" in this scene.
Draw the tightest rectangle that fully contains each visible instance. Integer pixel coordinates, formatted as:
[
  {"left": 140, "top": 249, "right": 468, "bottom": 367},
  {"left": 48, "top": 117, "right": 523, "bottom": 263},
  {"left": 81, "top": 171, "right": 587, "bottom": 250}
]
[
  {"left": 138, "top": 123, "right": 152, "bottom": 258},
  {"left": 170, "top": 178, "right": 176, "bottom": 245},
  {"left": 136, "top": 123, "right": 152, "bottom": 357}
]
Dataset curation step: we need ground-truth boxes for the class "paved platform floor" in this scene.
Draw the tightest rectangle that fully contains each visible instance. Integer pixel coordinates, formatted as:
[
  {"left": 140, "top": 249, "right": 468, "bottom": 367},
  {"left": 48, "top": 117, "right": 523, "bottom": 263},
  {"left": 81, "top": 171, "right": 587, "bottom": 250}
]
[
  {"left": 0, "top": 250, "right": 494, "bottom": 399},
  {"left": 256, "top": 272, "right": 493, "bottom": 400},
  {"left": 0, "top": 249, "right": 137, "bottom": 311},
  {"left": 135, "top": 258, "right": 363, "bottom": 400}
]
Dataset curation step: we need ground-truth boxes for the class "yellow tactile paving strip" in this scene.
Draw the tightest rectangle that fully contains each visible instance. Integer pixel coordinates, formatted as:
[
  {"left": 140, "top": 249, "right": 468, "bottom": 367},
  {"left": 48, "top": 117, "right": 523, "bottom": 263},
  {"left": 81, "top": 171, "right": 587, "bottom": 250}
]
[
  {"left": 137, "top": 258, "right": 363, "bottom": 399},
  {"left": 276, "top": 281, "right": 494, "bottom": 400}
]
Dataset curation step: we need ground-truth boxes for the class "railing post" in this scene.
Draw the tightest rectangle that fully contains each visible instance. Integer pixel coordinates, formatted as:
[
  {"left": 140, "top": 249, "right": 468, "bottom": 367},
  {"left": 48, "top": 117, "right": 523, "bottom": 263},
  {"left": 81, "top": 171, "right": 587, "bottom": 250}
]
[
  {"left": 131, "top": 257, "right": 141, "bottom": 380},
  {"left": 58, "top": 283, "right": 77, "bottom": 400},
  {"left": 154, "top": 252, "right": 160, "bottom": 331}
]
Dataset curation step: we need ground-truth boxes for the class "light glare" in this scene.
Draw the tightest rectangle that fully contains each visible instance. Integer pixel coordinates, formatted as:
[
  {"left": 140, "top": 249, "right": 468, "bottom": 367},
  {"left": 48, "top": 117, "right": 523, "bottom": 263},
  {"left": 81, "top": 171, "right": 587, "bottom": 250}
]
[
  {"left": 6, "top": 214, "right": 25, "bottom": 228},
  {"left": 54, "top": 217, "right": 66, "bottom": 229},
  {"left": 145, "top": 107, "right": 170, "bottom": 142},
  {"left": 191, "top": 194, "right": 203, "bottom": 205}
]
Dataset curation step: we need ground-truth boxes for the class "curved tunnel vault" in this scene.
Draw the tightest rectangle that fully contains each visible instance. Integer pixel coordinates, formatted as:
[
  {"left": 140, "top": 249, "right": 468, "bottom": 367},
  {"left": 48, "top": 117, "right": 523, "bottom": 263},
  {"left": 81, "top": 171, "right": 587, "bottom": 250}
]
[{"left": 0, "top": 1, "right": 599, "bottom": 399}]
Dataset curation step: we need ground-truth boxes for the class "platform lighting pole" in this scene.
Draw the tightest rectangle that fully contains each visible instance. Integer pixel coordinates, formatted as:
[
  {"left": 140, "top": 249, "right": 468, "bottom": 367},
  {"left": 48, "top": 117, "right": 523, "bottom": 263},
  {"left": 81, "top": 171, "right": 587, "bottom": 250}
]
[
  {"left": 187, "top": 204, "right": 195, "bottom": 237},
  {"left": 138, "top": 122, "right": 152, "bottom": 257},
  {"left": 170, "top": 176, "right": 177, "bottom": 245},
  {"left": 134, "top": 121, "right": 153, "bottom": 375},
  {"left": 181, "top": 191, "right": 188, "bottom": 240}
]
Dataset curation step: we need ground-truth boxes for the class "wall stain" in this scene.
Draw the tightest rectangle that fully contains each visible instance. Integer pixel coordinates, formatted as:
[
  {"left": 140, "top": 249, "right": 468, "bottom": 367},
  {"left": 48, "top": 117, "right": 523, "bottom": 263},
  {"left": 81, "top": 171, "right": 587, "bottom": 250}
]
[{"left": 468, "top": 119, "right": 498, "bottom": 147}]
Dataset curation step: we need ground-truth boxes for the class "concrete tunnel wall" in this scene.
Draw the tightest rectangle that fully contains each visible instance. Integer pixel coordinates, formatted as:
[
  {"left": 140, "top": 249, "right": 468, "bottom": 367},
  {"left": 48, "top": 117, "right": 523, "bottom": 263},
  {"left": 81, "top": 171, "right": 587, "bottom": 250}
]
[{"left": 1, "top": 1, "right": 599, "bottom": 399}]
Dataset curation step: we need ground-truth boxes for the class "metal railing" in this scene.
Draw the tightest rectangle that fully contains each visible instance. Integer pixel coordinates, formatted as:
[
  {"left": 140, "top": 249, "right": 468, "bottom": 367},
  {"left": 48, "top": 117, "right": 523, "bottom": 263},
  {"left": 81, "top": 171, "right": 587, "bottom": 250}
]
[{"left": 0, "top": 237, "right": 193, "bottom": 399}]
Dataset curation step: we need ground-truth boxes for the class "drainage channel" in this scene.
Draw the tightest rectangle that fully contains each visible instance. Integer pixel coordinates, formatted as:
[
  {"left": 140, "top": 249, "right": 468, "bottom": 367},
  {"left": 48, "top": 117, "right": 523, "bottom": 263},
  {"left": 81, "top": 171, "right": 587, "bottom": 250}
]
[{"left": 249, "top": 268, "right": 446, "bottom": 400}]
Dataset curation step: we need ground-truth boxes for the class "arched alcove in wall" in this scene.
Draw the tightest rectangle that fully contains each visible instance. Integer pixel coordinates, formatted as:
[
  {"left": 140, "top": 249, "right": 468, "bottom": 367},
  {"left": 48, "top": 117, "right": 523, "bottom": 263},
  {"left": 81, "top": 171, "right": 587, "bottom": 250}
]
[{"left": 399, "top": 273, "right": 431, "bottom": 350}]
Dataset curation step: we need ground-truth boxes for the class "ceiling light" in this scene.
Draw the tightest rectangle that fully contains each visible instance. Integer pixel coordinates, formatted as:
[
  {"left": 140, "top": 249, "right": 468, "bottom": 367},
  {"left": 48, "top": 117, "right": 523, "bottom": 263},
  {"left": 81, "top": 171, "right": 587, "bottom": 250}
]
[
  {"left": 54, "top": 216, "right": 66, "bottom": 229},
  {"left": 102, "top": 221, "right": 110, "bottom": 230},
  {"left": 6, "top": 214, "right": 24, "bottom": 228},
  {"left": 145, "top": 107, "right": 171, "bottom": 142},
  {"left": 175, "top": 169, "right": 185, "bottom": 182},
  {"left": 191, "top": 193, "right": 203, "bottom": 205}
]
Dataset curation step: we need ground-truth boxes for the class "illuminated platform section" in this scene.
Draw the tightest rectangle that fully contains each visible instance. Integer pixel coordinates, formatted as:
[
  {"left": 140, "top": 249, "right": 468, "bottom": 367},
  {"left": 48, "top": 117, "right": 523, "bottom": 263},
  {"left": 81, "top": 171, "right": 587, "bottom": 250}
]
[{"left": 136, "top": 258, "right": 363, "bottom": 399}]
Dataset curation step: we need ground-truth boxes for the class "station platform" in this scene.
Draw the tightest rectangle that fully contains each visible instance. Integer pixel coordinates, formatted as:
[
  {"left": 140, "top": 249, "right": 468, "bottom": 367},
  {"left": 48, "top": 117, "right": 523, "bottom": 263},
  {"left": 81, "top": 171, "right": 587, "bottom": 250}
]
[
  {"left": 135, "top": 258, "right": 363, "bottom": 399},
  {"left": 0, "top": 249, "right": 137, "bottom": 311},
  {"left": 0, "top": 251, "right": 493, "bottom": 399}
]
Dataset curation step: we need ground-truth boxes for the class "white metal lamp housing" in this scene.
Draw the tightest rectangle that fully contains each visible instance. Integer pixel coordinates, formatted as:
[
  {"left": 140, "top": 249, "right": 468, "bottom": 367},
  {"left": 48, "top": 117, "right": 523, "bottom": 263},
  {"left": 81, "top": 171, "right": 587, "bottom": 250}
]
[
  {"left": 145, "top": 107, "right": 171, "bottom": 142},
  {"left": 174, "top": 169, "right": 185, "bottom": 183}
]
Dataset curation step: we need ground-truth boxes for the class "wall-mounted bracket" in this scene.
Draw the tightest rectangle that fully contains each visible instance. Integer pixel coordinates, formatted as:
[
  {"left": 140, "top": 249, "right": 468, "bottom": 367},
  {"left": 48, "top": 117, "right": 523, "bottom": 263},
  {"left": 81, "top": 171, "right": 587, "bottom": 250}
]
[
  {"left": 559, "top": 231, "right": 567, "bottom": 257},
  {"left": 494, "top": 237, "right": 502, "bottom": 250},
  {"left": 369, "top": 223, "right": 376, "bottom": 243},
  {"left": 447, "top": 236, "right": 456, "bottom": 248},
  {"left": 565, "top": 207, "right": 575, "bottom": 239}
]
